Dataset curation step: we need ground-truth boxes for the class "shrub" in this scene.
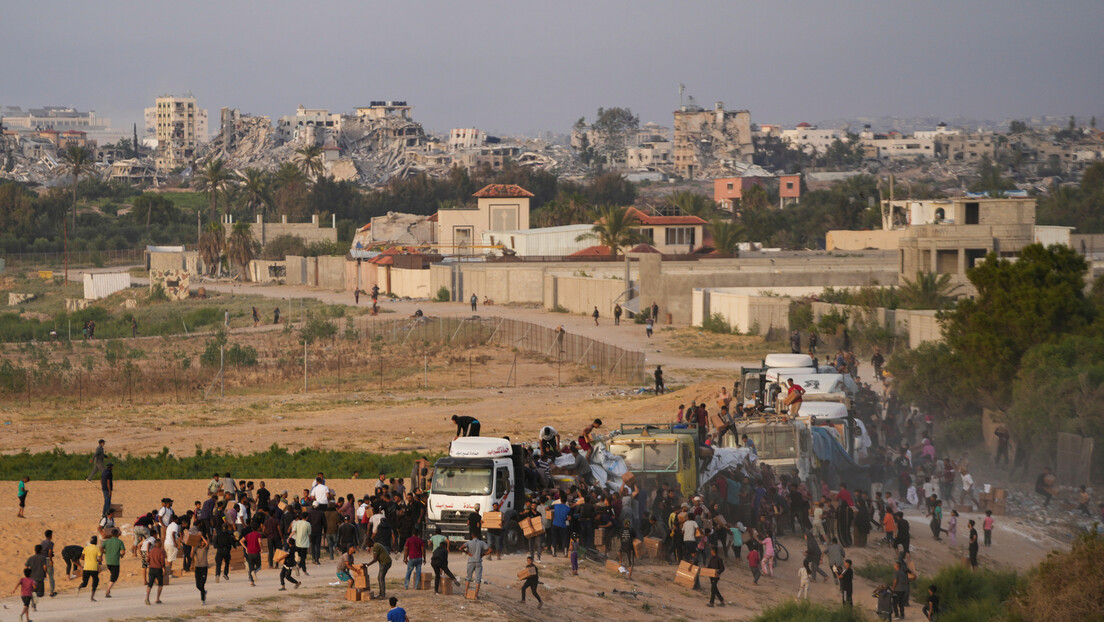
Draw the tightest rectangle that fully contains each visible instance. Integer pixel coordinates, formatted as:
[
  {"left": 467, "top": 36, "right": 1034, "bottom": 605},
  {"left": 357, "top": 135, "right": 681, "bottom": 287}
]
[
  {"left": 701, "top": 312, "right": 733, "bottom": 334},
  {"left": 789, "top": 298, "right": 814, "bottom": 331},
  {"left": 1009, "top": 531, "right": 1102, "bottom": 621},
  {"left": 300, "top": 316, "right": 337, "bottom": 344},
  {"left": 225, "top": 343, "right": 258, "bottom": 367},
  {"left": 922, "top": 564, "right": 1018, "bottom": 622},
  {"left": 936, "top": 414, "right": 982, "bottom": 450},
  {"left": 434, "top": 286, "right": 450, "bottom": 302},
  {"left": 750, "top": 600, "right": 871, "bottom": 622},
  {"left": 147, "top": 283, "right": 169, "bottom": 302},
  {"left": 818, "top": 308, "right": 850, "bottom": 335},
  {"left": 550, "top": 304, "right": 569, "bottom": 314}
]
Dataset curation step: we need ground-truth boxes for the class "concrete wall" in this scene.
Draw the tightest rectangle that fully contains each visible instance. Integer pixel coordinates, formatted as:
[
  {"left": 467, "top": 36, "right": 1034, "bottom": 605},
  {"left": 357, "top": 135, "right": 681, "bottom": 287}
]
[
  {"left": 389, "top": 267, "right": 432, "bottom": 298},
  {"left": 316, "top": 256, "right": 345, "bottom": 289},
  {"left": 639, "top": 253, "right": 899, "bottom": 325},
  {"left": 428, "top": 261, "right": 627, "bottom": 305},
  {"left": 248, "top": 260, "right": 285, "bottom": 283},
  {"left": 692, "top": 287, "right": 822, "bottom": 334},
  {"left": 149, "top": 251, "right": 199, "bottom": 273},
  {"left": 544, "top": 275, "right": 627, "bottom": 314},
  {"left": 901, "top": 310, "right": 942, "bottom": 348},
  {"left": 826, "top": 229, "right": 904, "bottom": 251},
  {"left": 345, "top": 259, "right": 378, "bottom": 292},
  {"left": 241, "top": 215, "right": 338, "bottom": 247},
  {"left": 285, "top": 255, "right": 307, "bottom": 285}
]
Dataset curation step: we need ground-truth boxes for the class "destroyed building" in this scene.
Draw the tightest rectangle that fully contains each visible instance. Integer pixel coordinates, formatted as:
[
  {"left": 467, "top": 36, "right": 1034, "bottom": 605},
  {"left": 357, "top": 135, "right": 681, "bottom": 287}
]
[{"left": 672, "top": 101, "right": 753, "bottom": 179}]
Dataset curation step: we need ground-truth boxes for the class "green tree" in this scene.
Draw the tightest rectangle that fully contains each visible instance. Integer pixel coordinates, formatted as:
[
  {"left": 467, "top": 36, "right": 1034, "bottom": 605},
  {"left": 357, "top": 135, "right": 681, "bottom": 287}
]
[
  {"left": 195, "top": 158, "right": 233, "bottom": 221},
  {"left": 941, "top": 243, "right": 1094, "bottom": 411},
  {"left": 584, "top": 172, "right": 636, "bottom": 206},
  {"left": 708, "top": 219, "right": 745, "bottom": 255},
  {"left": 589, "top": 107, "right": 639, "bottom": 162},
  {"left": 132, "top": 193, "right": 174, "bottom": 236},
  {"left": 897, "top": 271, "right": 960, "bottom": 310},
  {"left": 575, "top": 205, "right": 644, "bottom": 256},
  {"left": 59, "top": 144, "right": 95, "bottom": 281},
  {"left": 295, "top": 144, "right": 325, "bottom": 182},
  {"left": 888, "top": 341, "right": 976, "bottom": 421},
  {"left": 1009, "top": 335, "right": 1104, "bottom": 478},
  {"left": 198, "top": 221, "right": 225, "bottom": 276},
  {"left": 226, "top": 221, "right": 256, "bottom": 280},
  {"left": 273, "top": 162, "right": 309, "bottom": 219},
  {"left": 666, "top": 190, "right": 716, "bottom": 218},
  {"left": 238, "top": 168, "right": 273, "bottom": 220},
  {"left": 532, "top": 192, "right": 592, "bottom": 228}
]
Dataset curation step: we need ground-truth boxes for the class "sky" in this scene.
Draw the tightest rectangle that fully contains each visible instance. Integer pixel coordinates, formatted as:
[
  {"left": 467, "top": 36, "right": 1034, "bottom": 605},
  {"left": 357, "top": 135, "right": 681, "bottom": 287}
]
[{"left": 4, "top": 0, "right": 1103, "bottom": 136}]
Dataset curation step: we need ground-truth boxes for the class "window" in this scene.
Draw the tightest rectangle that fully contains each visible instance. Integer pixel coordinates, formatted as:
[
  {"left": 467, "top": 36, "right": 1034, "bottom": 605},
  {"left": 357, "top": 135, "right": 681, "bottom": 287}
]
[
  {"left": 726, "top": 183, "right": 733, "bottom": 190},
  {"left": 665, "top": 227, "right": 696, "bottom": 246},
  {"left": 964, "top": 202, "right": 979, "bottom": 225},
  {"left": 635, "top": 228, "right": 654, "bottom": 242},
  {"left": 431, "top": 467, "right": 491, "bottom": 496},
  {"left": 454, "top": 227, "right": 473, "bottom": 249},
  {"left": 786, "top": 182, "right": 794, "bottom": 190},
  {"left": 494, "top": 467, "right": 511, "bottom": 499}
]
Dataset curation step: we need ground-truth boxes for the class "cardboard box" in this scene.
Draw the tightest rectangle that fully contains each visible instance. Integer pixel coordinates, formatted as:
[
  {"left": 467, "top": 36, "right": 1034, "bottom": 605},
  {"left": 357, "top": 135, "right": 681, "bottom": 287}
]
[
  {"left": 229, "top": 561, "right": 246, "bottom": 571},
  {"left": 595, "top": 527, "right": 607, "bottom": 544},
  {"left": 522, "top": 517, "right": 545, "bottom": 538},
  {"left": 184, "top": 532, "right": 203, "bottom": 547},
  {"left": 633, "top": 538, "right": 644, "bottom": 557},
  {"left": 110, "top": 503, "right": 124, "bottom": 516},
  {"left": 674, "top": 561, "right": 700, "bottom": 589},
  {"left": 465, "top": 584, "right": 480, "bottom": 600},
  {"left": 420, "top": 572, "right": 433, "bottom": 590},
  {"left": 483, "top": 512, "right": 503, "bottom": 530},
  {"left": 517, "top": 567, "right": 537, "bottom": 580},
  {"left": 353, "top": 573, "right": 368, "bottom": 590},
  {"left": 346, "top": 587, "right": 367, "bottom": 602},
  {"left": 700, "top": 567, "right": 718, "bottom": 579},
  {"left": 544, "top": 508, "right": 553, "bottom": 521},
  {"left": 605, "top": 559, "right": 621, "bottom": 573},
  {"left": 644, "top": 537, "right": 662, "bottom": 557},
  {"left": 621, "top": 471, "right": 636, "bottom": 487}
]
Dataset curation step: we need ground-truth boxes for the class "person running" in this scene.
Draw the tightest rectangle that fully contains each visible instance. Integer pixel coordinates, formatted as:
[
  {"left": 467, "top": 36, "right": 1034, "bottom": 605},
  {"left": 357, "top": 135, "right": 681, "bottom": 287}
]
[
  {"left": 645, "top": 316, "right": 653, "bottom": 338},
  {"left": 12, "top": 568, "right": 35, "bottom": 622},
  {"left": 76, "top": 536, "right": 102, "bottom": 601},
  {"left": 363, "top": 536, "right": 393, "bottom": 599},
  {"left": 101, "top": 529, "right": 125, "bottom": 599},
  {"left": 243, "top": 524, "right": 263, "bottom": 585},
  {"left": 519, "top": 555, "right": 542, "bottom": 608},
  {"left": 452, "top": 415, "right": 481, "bottom": 439},
  {"left": 463, "top": 533, "right": 490, "bottom": 598},
  {"left": 191, "top": 532, "right": 210, "bottom": 603},
  {"left": 23, "top": 545, "right": 46, "bottom": 612},
  {"left": 592, "top": 306, "right": 600, "bottom": 325},
  {"left": 145, "top": 538, "right": 166, "bottom": 605},
  {"left": 87, "top": 439, "right": 106, "bottom": 482},
  {"left": 278, "top": 541, "right": 301, "bottom": 591},
  {"left": 17, "top": 476, "right": 29, "bottom": 518}
]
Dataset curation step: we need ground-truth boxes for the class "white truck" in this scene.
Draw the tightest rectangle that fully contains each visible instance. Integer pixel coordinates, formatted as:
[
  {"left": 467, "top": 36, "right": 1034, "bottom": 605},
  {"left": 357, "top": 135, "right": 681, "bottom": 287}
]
[{"left": 426, "top": 437, "right": 525, "bottom": 543}]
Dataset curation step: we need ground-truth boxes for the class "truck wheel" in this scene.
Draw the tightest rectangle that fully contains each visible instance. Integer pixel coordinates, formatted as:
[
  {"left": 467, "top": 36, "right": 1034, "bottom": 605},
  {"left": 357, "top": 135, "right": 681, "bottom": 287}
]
[{"left": 505, "top": 520, "right": 522, "bottom": 551}]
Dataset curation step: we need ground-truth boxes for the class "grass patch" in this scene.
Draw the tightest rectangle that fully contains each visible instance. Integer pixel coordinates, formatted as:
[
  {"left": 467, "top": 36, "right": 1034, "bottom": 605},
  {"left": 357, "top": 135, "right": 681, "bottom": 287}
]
[
  {"left": 854, "top": 561, "right": 895, "bottom": 585},
  {"left": 750, "top": 600, "right": 870, "bottom": 622},
  {"left": 0, "top": 443, "right": 439, "bottom": 481},
  {"left": 664, "top": 327, "right": 785, "bottom": 360}
]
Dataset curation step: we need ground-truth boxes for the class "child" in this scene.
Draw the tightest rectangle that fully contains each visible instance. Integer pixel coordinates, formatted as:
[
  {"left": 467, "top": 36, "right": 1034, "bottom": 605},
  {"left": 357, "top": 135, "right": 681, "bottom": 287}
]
[
  {"left": 983, "top": 510, "right": 994, "bottom": 546},
  {"left": 948, "top": 510, "right": 958, "bottom": 546},
  {"left": 797, "top": 565, "right": 810, "bottom": 599},
  {"left": 747, "top": 546, "right": 761, "bottom": 584},
  {"left": 1077, "top": 486, "right": 1091, "bottom": 517},
  {"left": 12, "top": 568, "right": 35, "bottom": 622},
  {"left": 760, "top": 532, "right": 775, "bottom": 577},
  {"left": 568, "top": 535, "right": 578, "bottom": 576},
  {"left": 278, "top": 547, "right": 300, "bottom": 591},
  {"left": 17, "top": 476, "right": 29, "bottom": 518}
]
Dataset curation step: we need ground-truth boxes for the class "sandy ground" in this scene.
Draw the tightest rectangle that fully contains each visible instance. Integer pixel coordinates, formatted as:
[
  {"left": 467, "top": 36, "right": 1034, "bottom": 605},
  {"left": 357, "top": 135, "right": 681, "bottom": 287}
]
[
  {"left": 0, "top": 274, "right": 1068, "bottom": 620},
  {"left": 0, "top": 479, "right": 1068, "bottom": 622}
]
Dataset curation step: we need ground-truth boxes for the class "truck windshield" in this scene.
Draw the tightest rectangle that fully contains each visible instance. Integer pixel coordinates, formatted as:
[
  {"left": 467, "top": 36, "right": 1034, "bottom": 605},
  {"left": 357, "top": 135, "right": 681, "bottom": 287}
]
[
  {"left": 609, "top": 441, "right": 679, "bottom": 472},
  {"left": 744, "top": 427, "right": 797, "bottom": 460},
  {"left": 431, "top": 467, "right": 492, "bottom": 496}
]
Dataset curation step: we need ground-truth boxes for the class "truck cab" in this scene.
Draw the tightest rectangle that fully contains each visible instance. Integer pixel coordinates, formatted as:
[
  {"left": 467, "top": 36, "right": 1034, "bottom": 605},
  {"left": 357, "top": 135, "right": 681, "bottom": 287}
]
[
  {"left": 725, "top": 417, "right": 818, "bottom": 491},
  {"left": 426, "top": 437, "right": 523, "bottom": 541},
  {"left": 607, "top": 423, "right": 700, "bottom": 497}
]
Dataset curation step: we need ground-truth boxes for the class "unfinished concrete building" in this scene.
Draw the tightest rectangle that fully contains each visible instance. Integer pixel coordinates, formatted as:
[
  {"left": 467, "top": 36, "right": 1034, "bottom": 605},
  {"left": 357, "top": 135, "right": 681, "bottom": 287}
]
[
  {"left": 152, "top": 94, "right": 207, "bottom": 171},
  {"left": 673, "top": 101, "right": 753, "bottom": 179}
]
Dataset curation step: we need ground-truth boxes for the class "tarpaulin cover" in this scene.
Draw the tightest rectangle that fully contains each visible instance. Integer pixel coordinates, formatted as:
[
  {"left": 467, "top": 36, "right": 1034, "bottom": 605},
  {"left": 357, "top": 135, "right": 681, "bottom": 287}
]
[
  {"left": 697, "top": 447, "right": 757, "bottom": 488},
  {"left": 810, "top": 426, "right": 871, "bottom": 492}
]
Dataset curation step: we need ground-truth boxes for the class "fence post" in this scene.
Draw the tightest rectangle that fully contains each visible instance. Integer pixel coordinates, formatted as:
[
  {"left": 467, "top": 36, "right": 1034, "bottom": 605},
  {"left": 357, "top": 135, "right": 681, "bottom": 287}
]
[{"left": 303, "top": 341, "right": 308, "bottom": 393}]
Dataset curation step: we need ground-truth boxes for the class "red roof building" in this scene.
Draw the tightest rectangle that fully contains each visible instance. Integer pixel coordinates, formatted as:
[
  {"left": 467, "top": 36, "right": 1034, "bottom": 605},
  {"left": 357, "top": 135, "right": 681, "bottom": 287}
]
[{"left": 472, "top": 184, "right": 535, "bottom": 198}]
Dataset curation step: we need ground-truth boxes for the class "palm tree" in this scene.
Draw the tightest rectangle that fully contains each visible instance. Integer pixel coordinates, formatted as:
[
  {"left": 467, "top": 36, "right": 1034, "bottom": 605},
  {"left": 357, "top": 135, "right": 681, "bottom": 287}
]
[
  {"left": 198, "top": 221, "right": 225, "bottom": 277},
  {"left": 709, "top": 220, "right": 746, "bottom": 256},
  {"left": 294, "top": 145, "right": 325, "bottom": 182},
  {"left": 575, "top": 205, "right": 644, "bottom": 257},
  {"left": 195, "top": 159, "right": 233, "bottom": 221},
  {"left": 666, "top": 190, "right": 716, "bottom": 218},
  {"left": 226, "top": 221, "right": 256, "bottom": 280},
  {"left": 239, "top": 168, "right": 273, "bottom": 220},
  {"left": 60, "top": 145, "right": 94, "bottom": 282},
  {"left": 898, "top": 271, "right": 961, "bottom": 310}
]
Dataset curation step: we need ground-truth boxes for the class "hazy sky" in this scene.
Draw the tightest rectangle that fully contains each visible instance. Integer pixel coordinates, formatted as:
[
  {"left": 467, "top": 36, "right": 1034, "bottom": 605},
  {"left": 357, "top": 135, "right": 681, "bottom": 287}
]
[{"left": 5, "top": 1, "right": 1103, "bottom": 136}]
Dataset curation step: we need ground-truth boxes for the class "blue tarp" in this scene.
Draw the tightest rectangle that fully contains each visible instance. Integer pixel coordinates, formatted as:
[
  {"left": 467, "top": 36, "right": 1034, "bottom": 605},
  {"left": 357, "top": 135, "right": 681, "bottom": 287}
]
[{"left": 810, "top": 426, "right": 871, "bottom": 492}]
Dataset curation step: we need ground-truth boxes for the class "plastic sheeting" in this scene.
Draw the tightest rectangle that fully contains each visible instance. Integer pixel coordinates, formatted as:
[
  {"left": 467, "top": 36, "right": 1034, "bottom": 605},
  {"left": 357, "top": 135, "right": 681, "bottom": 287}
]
[
  {"left": 697, "top": 447, "right": 757, "bottom": 488},
  {"left": 810, "top": 426, "right": 871, "bottom": 492}
]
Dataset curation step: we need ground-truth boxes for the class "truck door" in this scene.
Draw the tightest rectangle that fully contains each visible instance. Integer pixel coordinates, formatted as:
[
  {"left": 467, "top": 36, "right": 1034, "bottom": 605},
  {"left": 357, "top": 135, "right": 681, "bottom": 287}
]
[{"left": 495, "top": 465, "right": 513, "bottom": 510}]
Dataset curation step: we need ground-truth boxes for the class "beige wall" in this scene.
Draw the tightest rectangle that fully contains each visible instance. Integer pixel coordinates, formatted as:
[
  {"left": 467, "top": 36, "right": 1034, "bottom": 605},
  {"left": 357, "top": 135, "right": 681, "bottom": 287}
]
[
  {"left": 346, "top": 259, "right": 378, "bottom": 292},
  {"left": 437, "top": 196, "right": 530, "bottom": 253},
  {"left": 149, "top": 251, "right": 199, "bottom": 274},
  {"left": 692, "top": 288, "right": 821, "bottom": 334},
  {"left": 544, "top": 275, "right": 628, "bottom": 314},
  {"left": 826, "top": 229, "right": 904, "bottom": 251},
  {"left": 389, "top": 267, "right": 432, "bottom": 298},
  {"left": 238, "top": 215, "right": 338, "bottom": 247},
  {"left": 248, "top": 259, "right": 285, "bottom": 283}
]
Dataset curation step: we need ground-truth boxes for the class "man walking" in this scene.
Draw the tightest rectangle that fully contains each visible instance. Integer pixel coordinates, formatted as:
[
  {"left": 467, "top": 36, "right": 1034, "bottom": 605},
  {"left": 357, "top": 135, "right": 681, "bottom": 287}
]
[
  {"left": 145, "top": 537, "right": 166, "bottom": 605},
  {"left": 87, "top": 439, "right": 106, "bottom": 482},
  {"left": 613, "top": 303, "right": 622, "bottom": 326},
  {"left": 24, "top": 544, "right": 47, "bottom": 611},
  {"left": 41, "top": 530, "right": 56, "bottom": 597},
  {"left": 100, "top": 464, "right": 114, "bottom": 518},
  {"left": 471, "top": 294, "right": 478, "bottom": 312},
  {"left": 520, "top": 555, "right": 542, "bottom": 608},
  {"left": 592, "top": 306, "right": 600, "bottom": 326},
  {"left": 654, "top": 366, "right": 665, "bottom": 395},
  {"left": 402, "top": 530, "right": 426, "bottom": 589}
]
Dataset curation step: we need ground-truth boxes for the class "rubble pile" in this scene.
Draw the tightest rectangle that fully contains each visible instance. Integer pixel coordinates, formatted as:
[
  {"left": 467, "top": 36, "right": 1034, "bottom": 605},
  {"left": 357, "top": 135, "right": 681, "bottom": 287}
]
[
  {"left": 199, "top": 113, "right": 288, "bottom": 170},
  {"left": 1001, "top": 485, "right": 1100, "bottom": 540}
]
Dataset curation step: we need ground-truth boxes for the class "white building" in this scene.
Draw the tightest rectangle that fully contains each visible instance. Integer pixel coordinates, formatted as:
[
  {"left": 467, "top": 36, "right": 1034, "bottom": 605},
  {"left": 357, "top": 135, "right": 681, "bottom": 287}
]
[
  {"left": 780, "top": 123, "right": 848, "bottom": 155},
  {"left": 276, "top": 105, "right": 342, "bottom": 144},
  {"left": 448, "top": 128, "right": 486, "bottom": 150},
  {"left": 480, "top": 224, "right": 594, "bottom": 257}
]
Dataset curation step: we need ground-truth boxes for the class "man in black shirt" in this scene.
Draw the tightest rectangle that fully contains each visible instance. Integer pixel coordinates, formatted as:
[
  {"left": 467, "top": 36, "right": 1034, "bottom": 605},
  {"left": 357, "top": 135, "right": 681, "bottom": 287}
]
[
  {"left": 835, "top": 558, "right": 854, "bottom": 606},
  {"left": 452, "top": 415, "right": 481, "bottom": 439},
  {"left": 923, "top": 584, "right": 940, "bottom": 620}
]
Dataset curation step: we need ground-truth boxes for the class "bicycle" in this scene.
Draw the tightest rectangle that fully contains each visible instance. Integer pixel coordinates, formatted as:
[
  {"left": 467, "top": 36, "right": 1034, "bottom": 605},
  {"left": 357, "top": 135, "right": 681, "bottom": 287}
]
[{"left": 774, "top": 540, "right": 790, "bottom": 562}]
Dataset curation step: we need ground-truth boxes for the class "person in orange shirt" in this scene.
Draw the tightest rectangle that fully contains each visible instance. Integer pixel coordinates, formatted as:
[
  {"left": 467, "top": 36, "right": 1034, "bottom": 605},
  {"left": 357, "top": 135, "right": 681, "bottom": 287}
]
[{"left": 883, "top": 510, "right": 897, "bottom": 546}]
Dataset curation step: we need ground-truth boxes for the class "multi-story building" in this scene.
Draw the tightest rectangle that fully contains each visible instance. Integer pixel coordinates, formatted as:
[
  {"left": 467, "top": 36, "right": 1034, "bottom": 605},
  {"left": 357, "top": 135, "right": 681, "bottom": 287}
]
[
  {"left": 151, "top": 95, "right": 207, "bottom": 171},
  {"left": 626, "top": 140, "right": 672, "bottom": 170},
  {"left": 0, "top": 106, "right": 110, "bottom": 131},
  {"left": 354, "top": 101, "right": 412, "bottom": 121},
  {"left": 859, "top": 129, "right": 935, "bottom": 160},
  {"left": 935, "top": 132, "right": 996, "bottom": 164},
  {"left": 780, "top": 123, "right": 848, "bottom": 155},
  {"left": 437, "top": 184, "right": 532, "bottom": 254},
  {"left": 896, "top": 197, "right": 1065, "bottom": 293},
  {"left": 276, "top": 105, "right": 342, "bottom": 144},
  {"left": 448, "top": 128, "right": 486, "bottom": 150},
  {"left": 672, "top": 101, "right": 753, "bottom": 179}
]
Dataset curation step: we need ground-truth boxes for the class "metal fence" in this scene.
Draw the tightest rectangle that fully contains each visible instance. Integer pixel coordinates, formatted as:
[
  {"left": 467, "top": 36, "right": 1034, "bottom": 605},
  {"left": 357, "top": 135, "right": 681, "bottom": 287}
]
[{"left": 354, "top": 314, "right": 647, "bottom": 385}]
